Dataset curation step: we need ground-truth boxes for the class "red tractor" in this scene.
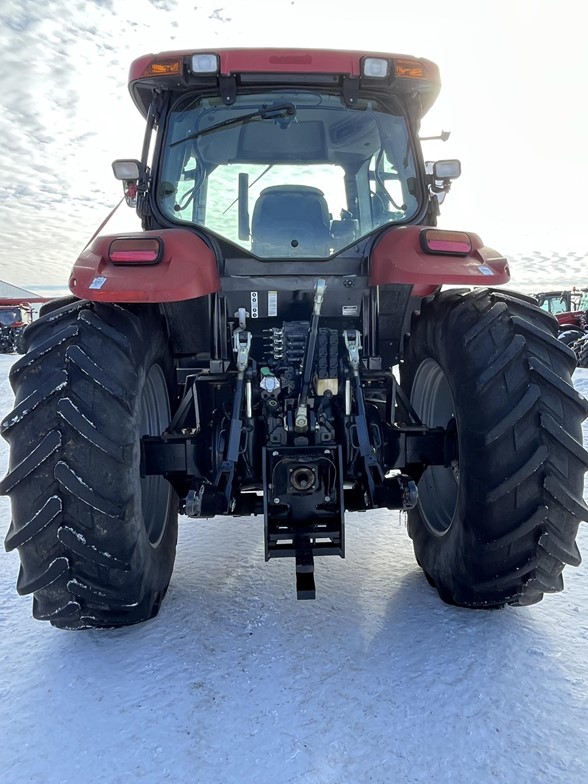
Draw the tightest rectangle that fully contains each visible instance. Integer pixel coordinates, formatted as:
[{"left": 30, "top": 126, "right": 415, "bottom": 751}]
[
  {"left": 2, "top": 49, "right": 587, "bottom": 629},
  {"left": 0, "top": 304, "right": 33, "bottom": 354},
  {"left": 535, "top": 288, "right": 588, "bottom": 365},
  {"left": 535, "top": 288, "right": 588, "bottom": 344}
]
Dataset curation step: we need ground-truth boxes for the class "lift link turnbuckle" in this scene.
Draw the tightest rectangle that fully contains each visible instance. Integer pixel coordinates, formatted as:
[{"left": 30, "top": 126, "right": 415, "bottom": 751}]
[
  {"left": 343, "top": 328, "right": 385, "bottom": 505},
  {"left": 212, "top": 325, "right": 252, "bottom": 511},
  {"left": 233, "top": 328, "right": 252, "bottom": 372}
]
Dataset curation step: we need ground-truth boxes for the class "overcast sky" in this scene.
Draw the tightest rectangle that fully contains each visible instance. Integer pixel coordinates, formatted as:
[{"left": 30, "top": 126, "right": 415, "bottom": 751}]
[{"left": 0, "top": 0, "right": 586, "bottom": 287}]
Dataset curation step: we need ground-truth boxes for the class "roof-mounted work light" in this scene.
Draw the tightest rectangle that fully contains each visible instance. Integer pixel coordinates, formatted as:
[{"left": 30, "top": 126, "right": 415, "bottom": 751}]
[
  {"left": 191, "top": 53, "right": 219, "bottom": 74},
  {"left": 362, "top": 57, "right": 389, "bottom": 78}
]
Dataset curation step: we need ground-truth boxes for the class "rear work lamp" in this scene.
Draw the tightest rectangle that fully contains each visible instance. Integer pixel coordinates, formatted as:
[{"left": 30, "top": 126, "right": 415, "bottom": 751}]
[
  {"left": 420, "top": 229, "right": 472, "bottom": 256},
  {"left": 109, "top": 238, "right": 162, "bottom": 265}
]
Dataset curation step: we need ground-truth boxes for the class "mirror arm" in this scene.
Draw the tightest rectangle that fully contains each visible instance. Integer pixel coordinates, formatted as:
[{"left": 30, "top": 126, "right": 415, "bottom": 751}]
[{"left": 420, "top": 130, "right": 451, "bottom": 142}]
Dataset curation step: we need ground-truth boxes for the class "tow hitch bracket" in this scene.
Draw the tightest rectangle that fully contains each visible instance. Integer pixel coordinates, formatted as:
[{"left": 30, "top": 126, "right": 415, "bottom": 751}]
[{"left": 263, "top": 445, "right": 345, "bottom": 600}]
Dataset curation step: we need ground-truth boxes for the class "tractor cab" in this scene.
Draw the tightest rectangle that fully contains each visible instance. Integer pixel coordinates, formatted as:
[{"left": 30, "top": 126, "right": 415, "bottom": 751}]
[
  {"left": 112, "top": 50, "right": 460, "bottom": 260},
  {"left": 0, "top": 307, "right": 24, "bottom": 327}
]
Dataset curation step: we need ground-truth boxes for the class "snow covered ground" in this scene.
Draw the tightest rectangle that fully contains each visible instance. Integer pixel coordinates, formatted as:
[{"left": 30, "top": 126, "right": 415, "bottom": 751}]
[{"left": 1, "top": 352, "right": 587, "bottom": 784}]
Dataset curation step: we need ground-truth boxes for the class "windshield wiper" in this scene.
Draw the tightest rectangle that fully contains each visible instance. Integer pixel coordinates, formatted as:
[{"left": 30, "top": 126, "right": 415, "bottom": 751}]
[{"left": 170, "top": 102, "right": 297, "bottom": 148}]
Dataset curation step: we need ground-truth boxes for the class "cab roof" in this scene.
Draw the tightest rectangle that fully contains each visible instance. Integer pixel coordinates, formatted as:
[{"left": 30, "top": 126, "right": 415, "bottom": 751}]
[{"left": 128, "top": 48, "right": 441, "bottom": 119}]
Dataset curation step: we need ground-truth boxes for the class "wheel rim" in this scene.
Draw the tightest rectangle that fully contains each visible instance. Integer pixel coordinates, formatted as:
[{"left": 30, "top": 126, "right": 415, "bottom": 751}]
[
  {"left": 411, "top": 359, "right": 458, "bottom": 535},
  {"left": 140, "top": 364, "right": 172, "bottom": 547}
]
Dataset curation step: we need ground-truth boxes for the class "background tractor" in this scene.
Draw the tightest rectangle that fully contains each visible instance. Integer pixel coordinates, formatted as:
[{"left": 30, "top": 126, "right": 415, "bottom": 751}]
[
  {"left": 534, "top": 288, "right": 588, "bottom": 366},
  {"left": 0, "top": 304, "right": 33, "bottom": 354}
]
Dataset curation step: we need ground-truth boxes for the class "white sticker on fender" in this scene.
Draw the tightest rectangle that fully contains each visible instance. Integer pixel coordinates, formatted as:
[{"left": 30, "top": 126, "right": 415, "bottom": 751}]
[
  {"left": 89, "top": 276, "right": 107, "bottom": 289},
  {"left": 478, "top": 266, "right": 495, "bottom": 276}
]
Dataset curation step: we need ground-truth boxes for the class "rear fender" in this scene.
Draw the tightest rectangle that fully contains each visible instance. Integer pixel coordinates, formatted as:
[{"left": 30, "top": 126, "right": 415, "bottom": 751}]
[
  {"left": 69, "top": 229, "right": 220, "bottom": 303},
  {"left": 369, "top": 226, "right": 510, "bottom": 297},
  {"left": 555, "top": 312, "right": 581, "bottom": 327}
]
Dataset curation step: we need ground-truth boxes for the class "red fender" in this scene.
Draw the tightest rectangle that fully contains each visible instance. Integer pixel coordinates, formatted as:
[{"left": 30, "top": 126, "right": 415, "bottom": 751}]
[
  {"left": 555, "top": 312, "right": 582, "bottom": 327},
  {"left": 369, "top": 226, "right": 510, "bottom": 297},
  {"left": 69, "top": 229, "right": 220, "bottom": 303}
]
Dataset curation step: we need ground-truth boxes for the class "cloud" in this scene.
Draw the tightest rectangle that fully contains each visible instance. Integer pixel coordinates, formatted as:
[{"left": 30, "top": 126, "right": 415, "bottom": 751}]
[{"left": 209, "top": 8, "right": 231, "bottom": 22}]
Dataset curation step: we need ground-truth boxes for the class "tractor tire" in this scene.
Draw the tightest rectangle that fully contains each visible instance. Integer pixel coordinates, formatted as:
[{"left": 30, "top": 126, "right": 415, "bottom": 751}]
[
  {"left": 401, "top": 288, "right": 588, "bottom": 608},
  {"left": 572, "top": 336, "right": 588, "bottom": 368},
  {"left": 14, "top": 327, "right": 26, "bottom": 355},
  {"left": 1, "top": 300, "right": 178, "bottom": 629},
  {"left": 558, "top": 328, "right": 585, "bottom": 347}
]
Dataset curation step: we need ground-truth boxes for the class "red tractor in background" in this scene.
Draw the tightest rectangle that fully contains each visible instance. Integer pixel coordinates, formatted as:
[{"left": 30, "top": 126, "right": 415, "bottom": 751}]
[
  {"left": 2, "top": 49, "right": 587, "bottom": 629},
  {"left": 0, "top": 303, "right": 33, "bottom": 354},
  {"left": 535, "top": 288, "right": 588, "bottom": 365},
  {"left": 535, "top": 288, "right": 588, "bottom": 341}
]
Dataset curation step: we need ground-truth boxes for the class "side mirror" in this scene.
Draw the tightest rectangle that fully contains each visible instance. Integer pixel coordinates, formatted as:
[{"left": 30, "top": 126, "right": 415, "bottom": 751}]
[
  {"left": 112, "top": 159, "right": 146, "bottom": 207},
  {"left": 433, "top": 159, "right": 461, "bottom": 182}
]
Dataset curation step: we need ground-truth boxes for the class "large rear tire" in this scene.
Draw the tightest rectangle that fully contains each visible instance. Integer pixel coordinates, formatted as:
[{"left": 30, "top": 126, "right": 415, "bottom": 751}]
[
  {"left": 572, "top": 335, "right": 588, "bottom": 368},
  {"left": 401, "top": 288, "right": 588, "bottom": 607},
  {"left": 558, "top": 328, "right": 584, "bottom": 347},
  {"left": 14, "top": 326, "right": 26, "bottom": 355},
  {"left": 1, "top": 300, "right": 178, "bottom": 628}
]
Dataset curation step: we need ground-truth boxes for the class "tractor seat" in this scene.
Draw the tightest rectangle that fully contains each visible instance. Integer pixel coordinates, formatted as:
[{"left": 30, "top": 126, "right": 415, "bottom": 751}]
[{"left": 251, "top": 185, "right": 331, "bottom": 257}]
